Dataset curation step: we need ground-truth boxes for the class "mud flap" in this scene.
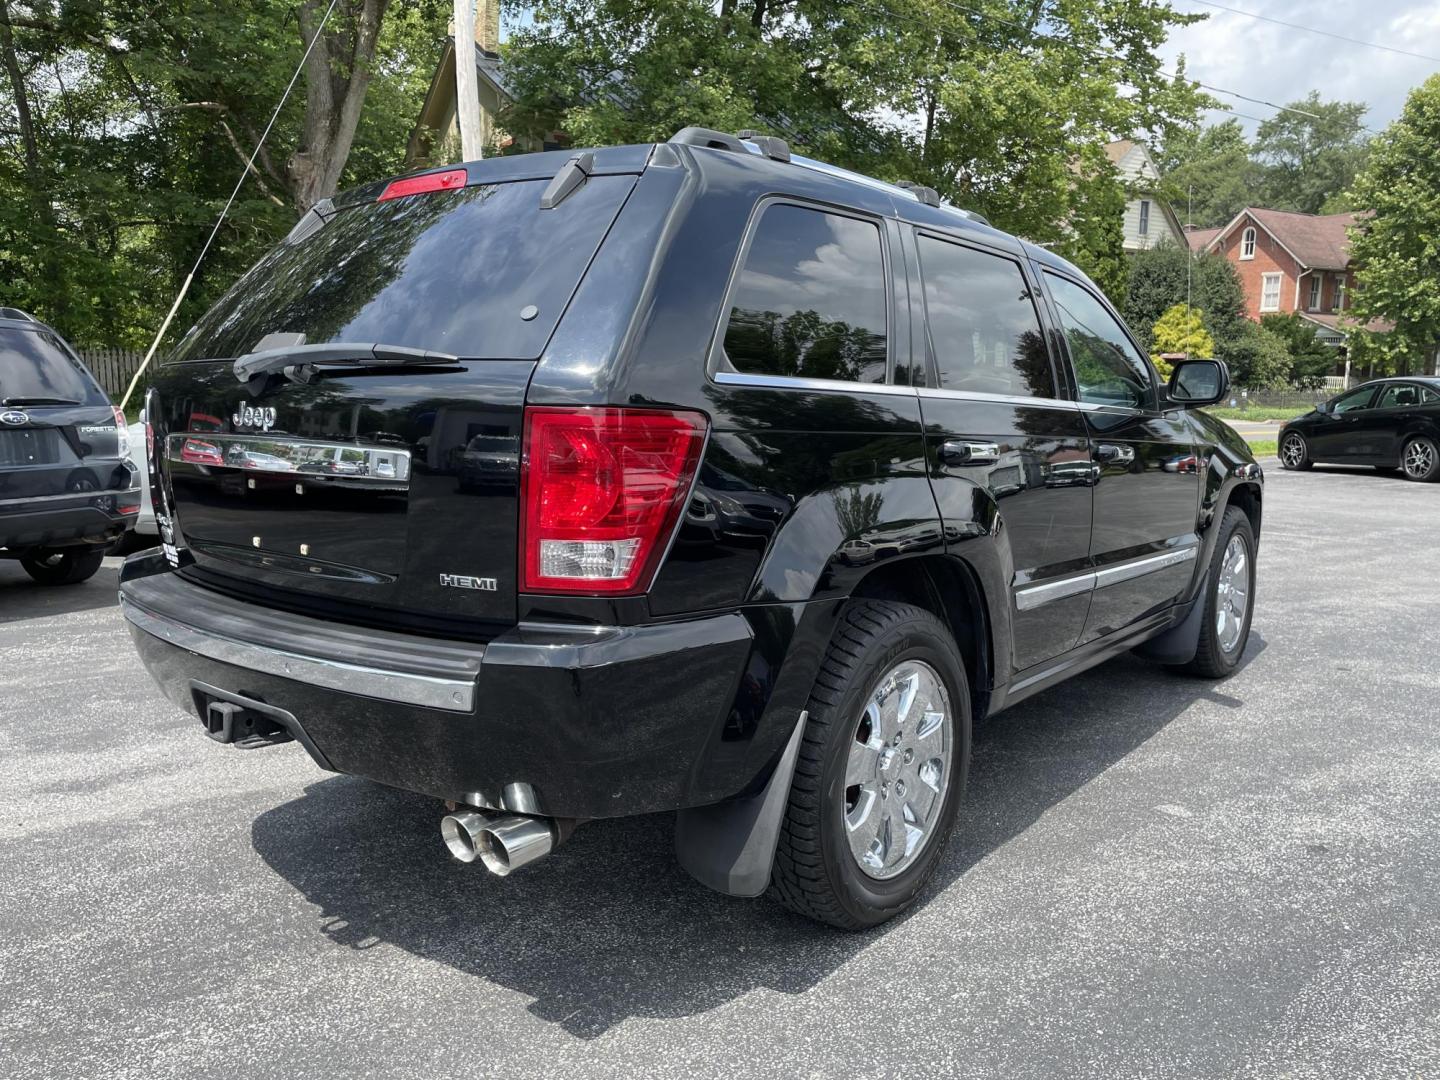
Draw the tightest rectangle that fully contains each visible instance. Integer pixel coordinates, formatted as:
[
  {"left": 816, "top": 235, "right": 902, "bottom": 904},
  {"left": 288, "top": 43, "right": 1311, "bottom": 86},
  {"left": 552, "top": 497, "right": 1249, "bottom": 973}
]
[
  {"left": 674, "top": 711, "right": 807, "bottom": 898},
  {"left": 1132, "top": 590, "right": 1206, "bottom": 665}
]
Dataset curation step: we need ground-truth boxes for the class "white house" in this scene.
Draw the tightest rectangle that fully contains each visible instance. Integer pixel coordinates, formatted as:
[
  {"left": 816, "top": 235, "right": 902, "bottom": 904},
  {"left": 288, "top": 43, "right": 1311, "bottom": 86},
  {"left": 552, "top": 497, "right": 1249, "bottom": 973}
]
[{"left": 1104, "top": 140, "right": 1186, "bottom": 253}]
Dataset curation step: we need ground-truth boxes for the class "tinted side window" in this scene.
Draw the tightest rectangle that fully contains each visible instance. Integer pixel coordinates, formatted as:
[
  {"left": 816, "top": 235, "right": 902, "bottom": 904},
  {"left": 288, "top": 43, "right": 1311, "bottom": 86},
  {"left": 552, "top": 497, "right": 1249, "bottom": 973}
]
[
  {"left": 1423, "top": 386, "right": 1440, "bottom": 405},
  {"left": 917, "top": 236, "right": 1054, "bottom": 398},
  {"left": 1376, "top": 384, "right": 1419, "bottom": 409},
  {"left": 1046, "top": 274, "right": 1155, "bottom": 410},
  {"left": 722, "top": 204, "right": 887, "bottom": 384},
  {"left": 1332, "top": 387, "right": 1375, "bottom": 414}
]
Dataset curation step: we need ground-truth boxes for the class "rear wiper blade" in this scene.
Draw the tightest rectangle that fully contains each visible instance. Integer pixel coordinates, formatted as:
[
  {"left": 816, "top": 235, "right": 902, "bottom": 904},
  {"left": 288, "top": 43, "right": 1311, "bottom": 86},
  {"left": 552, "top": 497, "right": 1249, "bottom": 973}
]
[
  {"left": 1, "top": 395, "right": 81, "bottom": 405},
  {"left": 233, "top": 342, "right": 461, "bottom": 384}
]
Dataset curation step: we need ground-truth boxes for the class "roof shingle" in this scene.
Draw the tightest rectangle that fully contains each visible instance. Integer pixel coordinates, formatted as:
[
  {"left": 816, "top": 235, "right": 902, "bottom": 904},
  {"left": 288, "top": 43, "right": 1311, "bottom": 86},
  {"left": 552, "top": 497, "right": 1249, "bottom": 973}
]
[
  {"left": 1185, "top": 227, "right": 1220, "bottom": 252},
  {"left": 1219, "top": 208, "right": 1364, "bottom": 270}
]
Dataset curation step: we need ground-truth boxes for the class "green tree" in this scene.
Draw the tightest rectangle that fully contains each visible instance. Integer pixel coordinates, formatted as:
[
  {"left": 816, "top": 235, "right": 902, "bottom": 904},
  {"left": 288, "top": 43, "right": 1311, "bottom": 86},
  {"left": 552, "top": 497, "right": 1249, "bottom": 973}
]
[
  {"left": 1347, "top": 73, "right": 1440, "bottom": 376},
  {"left": 1259, "top": 313, "right": 1334, "bottom": 388},
  {"left": 1149, "top": 302, "right": 1213, "bottom": 378},
  {"left": 501, "top": 0, "right": 1210, "bottom": 267},
  {"left": 1253, "top": 92, "right": 1370, "bottom": 216},
  {"left": 1225, "top": 321, "right": 1294, "bottom": 389},
  {"left": 1158, "top": 118, "right": 1256, "bottom": 229},
  {"left": 1058, "top": 145, "right": 1129, "bottom": 306},
  {"left": 1123, "top": 243, "right": 1246, "bottom": 355},
  {"left": 0, "top": 1, "right": 438, "bottom": 350}
]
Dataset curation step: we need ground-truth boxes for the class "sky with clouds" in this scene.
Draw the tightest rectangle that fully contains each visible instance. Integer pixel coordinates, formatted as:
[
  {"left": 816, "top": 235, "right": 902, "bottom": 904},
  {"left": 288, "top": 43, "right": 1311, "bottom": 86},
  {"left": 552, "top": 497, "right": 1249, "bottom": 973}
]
[{"left": 1158, "top": 0, "right": 1440, "bottom": 135}]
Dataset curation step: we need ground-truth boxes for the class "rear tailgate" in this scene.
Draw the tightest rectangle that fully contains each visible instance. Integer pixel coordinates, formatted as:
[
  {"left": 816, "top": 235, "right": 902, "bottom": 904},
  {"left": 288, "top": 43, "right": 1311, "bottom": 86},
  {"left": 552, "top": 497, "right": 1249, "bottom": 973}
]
[
  {"left": 152, "top": 160, "right": 642, "bottom": 633},
  {"left": 0, "top": 404, "right": 131, "bottom": 499},
  {"left": 0, "top": 327, "right": 133, "bottom": 505},
  {"left": 157, "top": 360, "right": 533, "bottom": 627}
]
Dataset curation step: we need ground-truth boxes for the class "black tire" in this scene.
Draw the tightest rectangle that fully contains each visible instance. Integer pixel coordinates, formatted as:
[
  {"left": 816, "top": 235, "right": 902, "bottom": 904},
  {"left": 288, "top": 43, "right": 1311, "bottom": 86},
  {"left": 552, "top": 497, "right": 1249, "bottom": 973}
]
[
  {"left": 1177, "top": 506, "right": 1256, "bottom": 678},
  {"left": 769, "top": 600, "right": 971, "bottom": 930},
  {"left": 19, "top": 547, "right": 107, "bottom": 586},
  {"left": 1279, "top": 431, "right": 1312, "bottom": 470},
  {"left": 1401, "top": 435, "right": 1440, "bottom": 482}
]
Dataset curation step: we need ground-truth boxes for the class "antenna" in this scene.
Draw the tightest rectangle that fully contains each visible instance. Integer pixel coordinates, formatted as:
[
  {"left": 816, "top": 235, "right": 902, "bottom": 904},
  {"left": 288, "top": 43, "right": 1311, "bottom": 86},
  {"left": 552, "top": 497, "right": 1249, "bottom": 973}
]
[{"left": 1186, "top": 184, "right": 1194, "bottom": 360}]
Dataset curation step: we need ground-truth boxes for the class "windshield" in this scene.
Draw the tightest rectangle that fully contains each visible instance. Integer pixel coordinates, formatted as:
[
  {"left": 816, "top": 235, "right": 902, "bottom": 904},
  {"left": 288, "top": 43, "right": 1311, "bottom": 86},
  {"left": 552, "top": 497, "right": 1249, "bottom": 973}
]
[
  {"left": 171, "top": 175, "right": 637, "bottom": 364},
  {"left": 0, "top": 328, "right": 108, "bottom": 405}
]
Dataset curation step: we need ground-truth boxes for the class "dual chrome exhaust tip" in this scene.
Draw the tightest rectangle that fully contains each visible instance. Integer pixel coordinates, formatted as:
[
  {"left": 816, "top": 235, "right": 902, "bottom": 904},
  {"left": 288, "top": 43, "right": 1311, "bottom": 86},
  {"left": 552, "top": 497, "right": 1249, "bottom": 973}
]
[{"left": 440, "top": 810, "right": 566, "bottom": 876}]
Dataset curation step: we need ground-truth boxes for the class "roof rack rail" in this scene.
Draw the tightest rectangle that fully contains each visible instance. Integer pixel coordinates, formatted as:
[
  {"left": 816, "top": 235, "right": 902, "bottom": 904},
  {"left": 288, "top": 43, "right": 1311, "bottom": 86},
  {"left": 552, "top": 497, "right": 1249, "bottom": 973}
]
[
  {"left": 668, "top": 126, "right": 792, "bottom": 163},
  {"left": 0, "top": 307, "right": 36, "bottom": 322},
  {"left": 665, "top": 125, "right": 993, "bottom": 226},
  {"left": 669, "top": 127, "right": 749, "bottom": 154},
  {"left": 895, "top": 181, "right": 941, "bottom": 207},
  {"left": 735, "top": 130, "right": 791, "bottom": 162}
]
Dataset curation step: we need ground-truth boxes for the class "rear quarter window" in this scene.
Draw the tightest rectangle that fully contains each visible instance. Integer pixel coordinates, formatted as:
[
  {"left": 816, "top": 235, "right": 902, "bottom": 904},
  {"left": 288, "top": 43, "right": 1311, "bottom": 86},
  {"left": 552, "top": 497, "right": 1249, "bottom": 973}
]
[{"left": 720, "top": 203, "right": 888, "bottom": 385}]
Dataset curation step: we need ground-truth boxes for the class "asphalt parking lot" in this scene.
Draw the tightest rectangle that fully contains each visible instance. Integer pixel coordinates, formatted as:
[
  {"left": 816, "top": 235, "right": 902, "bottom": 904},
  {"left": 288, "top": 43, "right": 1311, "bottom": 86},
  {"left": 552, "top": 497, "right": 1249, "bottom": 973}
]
[{"left": 2, "top": 462, "right": 1437, "bottom": 1079}]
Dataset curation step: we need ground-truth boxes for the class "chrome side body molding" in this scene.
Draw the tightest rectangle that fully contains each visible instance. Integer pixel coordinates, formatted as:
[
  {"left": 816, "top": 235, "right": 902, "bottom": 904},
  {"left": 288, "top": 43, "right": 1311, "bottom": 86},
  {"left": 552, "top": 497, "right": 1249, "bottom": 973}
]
[{"left": 1014, "top": 545, "right": 1198, "bottom": 612}]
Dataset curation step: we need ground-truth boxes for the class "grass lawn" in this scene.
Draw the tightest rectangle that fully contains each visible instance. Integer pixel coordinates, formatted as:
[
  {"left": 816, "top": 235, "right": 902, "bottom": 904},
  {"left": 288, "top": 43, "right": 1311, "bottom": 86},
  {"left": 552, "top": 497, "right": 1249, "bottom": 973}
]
[
  {"left": 1247, "top": 439, "right": 1278, "bottom": 459},
  {"left": 1204, "top": 405, "right": 1313, "bottom": 421}
]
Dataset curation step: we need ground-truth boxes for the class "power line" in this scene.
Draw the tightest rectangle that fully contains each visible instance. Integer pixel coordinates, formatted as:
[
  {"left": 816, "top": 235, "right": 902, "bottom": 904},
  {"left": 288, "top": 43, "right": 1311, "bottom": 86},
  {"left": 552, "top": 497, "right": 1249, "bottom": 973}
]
[
  {"left": 1188, "top": 80, "right": 1327, "bottom": 124},
  {"left": 1212, "top": 104, "right": 1283, "bottom": 126},
  {"left": 1185, "top": 0, "right": 1440, "bottom": 66}
]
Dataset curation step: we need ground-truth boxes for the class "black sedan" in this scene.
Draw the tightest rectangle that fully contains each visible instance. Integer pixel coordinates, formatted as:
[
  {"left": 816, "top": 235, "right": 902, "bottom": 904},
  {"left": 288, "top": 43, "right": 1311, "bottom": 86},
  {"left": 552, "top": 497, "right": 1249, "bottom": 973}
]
[{"left": 1279, "top": 377, "right": 1440, "bottom": 482}]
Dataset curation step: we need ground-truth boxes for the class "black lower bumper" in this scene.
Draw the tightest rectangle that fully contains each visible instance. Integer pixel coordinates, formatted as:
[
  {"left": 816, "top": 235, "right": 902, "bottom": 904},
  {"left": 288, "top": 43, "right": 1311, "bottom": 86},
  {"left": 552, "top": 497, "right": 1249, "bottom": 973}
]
[
  {"left": 120, "top": 553, "right": 830, "bottom": 819},
  {"left": 1, "top": 490, "right": 140, "bottom": 549}
]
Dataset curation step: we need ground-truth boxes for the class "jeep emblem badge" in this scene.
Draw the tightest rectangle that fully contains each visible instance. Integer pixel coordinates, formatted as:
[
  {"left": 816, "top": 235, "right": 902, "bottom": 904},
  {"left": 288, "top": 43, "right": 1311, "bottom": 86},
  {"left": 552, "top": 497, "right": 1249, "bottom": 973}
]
[
  {"left": 232, "top": 403, "right": 277, "bottom": 432},
  {"left": 440, "top": 574, "right": 497, "bottom": 591},
  {"left": 0, "top": 410, "right": 29, "bottom": 425}
]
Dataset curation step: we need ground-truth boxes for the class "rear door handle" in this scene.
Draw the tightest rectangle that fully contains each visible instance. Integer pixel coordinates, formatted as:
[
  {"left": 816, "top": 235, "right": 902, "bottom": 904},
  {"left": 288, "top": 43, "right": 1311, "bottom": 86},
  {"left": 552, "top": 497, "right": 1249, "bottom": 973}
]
[
  {"left": 1095, "top": 443, "right": 1135, "bottom": 465},
  {"left": 938, "top": 440, "right": 1000, "bottom": 466}
]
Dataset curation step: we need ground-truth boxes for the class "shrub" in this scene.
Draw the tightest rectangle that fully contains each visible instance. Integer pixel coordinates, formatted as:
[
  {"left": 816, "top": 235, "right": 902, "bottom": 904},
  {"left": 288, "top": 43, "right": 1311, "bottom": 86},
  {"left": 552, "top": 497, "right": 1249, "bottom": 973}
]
[
  {"left": 1260, "top": 313, "right": 1336, "bottom": 388},
  {"left": 1149, "top": 304, "right": 1215, "bottom": 379}
]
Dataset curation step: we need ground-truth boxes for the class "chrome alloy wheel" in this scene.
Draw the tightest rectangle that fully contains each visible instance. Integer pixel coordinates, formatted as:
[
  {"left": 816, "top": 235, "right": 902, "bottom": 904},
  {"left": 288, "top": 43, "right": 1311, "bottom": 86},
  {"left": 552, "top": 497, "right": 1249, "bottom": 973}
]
[
  {"left": 1404, "top": 438, "right": 1435, "bottom": 479},
  {"left": 1281, "top": 433, "right": 1306, "bottom": 468},
  {"left": 842, "top": 660, "right": 952, "bottom": 880},
  {"left": 1215, "top": 534, "right": 1251, "bottom": 655}
]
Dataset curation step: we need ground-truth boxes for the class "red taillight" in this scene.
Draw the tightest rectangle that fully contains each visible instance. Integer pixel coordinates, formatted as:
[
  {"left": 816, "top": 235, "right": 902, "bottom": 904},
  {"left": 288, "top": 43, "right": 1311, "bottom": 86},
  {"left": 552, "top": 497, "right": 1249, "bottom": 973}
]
[
  {"left": 520, "top": 407, "right": 707, "bottom": 595},
  {"left": 111, "top": 405, "right": 131, "bottom": 459},
  {"left": 377, "top": 169, "right": 467, "bottom": 202}
]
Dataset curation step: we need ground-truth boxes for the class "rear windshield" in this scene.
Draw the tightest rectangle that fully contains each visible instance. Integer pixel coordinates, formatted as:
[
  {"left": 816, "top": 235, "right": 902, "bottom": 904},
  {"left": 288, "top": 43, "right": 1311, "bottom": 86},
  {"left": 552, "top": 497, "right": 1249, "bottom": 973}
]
[
  {"left": 171, "top": 175, "right": 637, "bottom": 363},
  {"left": 0, "top": 328, "right": 108, "bottom": 405}
]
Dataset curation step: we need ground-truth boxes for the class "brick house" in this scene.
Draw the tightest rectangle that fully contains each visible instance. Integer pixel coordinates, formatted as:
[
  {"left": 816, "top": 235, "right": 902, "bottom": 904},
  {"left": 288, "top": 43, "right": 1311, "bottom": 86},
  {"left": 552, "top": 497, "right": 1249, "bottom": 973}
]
[{"left": 1187, "top": 207, "right": 1373, "bottom": 347}]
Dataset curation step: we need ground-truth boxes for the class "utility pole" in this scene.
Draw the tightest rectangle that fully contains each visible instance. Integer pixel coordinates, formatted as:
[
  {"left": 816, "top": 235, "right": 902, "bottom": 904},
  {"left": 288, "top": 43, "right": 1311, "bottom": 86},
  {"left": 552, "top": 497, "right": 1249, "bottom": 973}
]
[{"left": 453, "top": 0, "right": 484, "bottom": 160}]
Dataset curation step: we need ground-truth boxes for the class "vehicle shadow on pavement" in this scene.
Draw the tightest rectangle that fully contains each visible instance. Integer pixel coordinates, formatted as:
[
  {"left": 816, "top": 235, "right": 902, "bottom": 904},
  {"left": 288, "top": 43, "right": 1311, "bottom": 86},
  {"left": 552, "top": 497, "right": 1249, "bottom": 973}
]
[
  {"left": 251, "top": 635, "right": 1266, "bottom": 1040},
  {"left": 1306, "top": 465, "right": 1416, "bottom": 483},
  {"left": 0, "top": 560, "right": 120, "bottom": 623}
]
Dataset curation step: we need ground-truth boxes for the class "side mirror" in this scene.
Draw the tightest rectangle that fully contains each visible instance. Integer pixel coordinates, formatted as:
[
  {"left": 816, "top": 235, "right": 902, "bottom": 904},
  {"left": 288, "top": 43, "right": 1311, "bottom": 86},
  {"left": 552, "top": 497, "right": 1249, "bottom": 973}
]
[
  {"left": 1315, "top": 400, "right": 1333, "bottom": 414},
  {"left": 1166, "top": 358, "right": 1229, "bottom": 408}
]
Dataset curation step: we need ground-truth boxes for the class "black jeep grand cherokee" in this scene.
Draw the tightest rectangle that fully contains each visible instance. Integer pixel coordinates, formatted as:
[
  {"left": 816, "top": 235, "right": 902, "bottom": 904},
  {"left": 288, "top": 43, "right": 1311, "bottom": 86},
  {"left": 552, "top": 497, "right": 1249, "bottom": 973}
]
[
  {"left": 1, "top": 310, "right": 138, "bottom": 585},
  {"left": 122, "top": 131, "right": 1261, "bottom": 928}
]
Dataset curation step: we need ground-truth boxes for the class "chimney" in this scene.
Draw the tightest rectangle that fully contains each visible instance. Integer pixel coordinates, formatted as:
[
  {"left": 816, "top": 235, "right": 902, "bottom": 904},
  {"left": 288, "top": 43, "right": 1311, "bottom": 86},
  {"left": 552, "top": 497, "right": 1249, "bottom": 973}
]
[{"left": 475, "top": 0, "right": 499, "bottom": 55}]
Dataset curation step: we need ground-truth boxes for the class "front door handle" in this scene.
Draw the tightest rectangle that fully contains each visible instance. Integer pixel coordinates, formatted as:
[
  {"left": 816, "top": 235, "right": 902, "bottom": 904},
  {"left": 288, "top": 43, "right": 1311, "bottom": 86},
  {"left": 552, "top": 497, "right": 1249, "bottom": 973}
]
[
  {"left": 938, "top": 440, "right": 1000, "bottom": 466},
  {"left": 1095, "top": 443, "right": 1136, "bottom": 466}
]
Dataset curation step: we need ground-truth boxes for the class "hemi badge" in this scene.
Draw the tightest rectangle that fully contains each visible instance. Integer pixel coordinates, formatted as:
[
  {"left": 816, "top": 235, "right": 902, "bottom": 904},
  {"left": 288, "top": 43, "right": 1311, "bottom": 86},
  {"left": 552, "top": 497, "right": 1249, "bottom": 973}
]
[{"left": 440, "top": 574, "right": 497, "bottom": 591}]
